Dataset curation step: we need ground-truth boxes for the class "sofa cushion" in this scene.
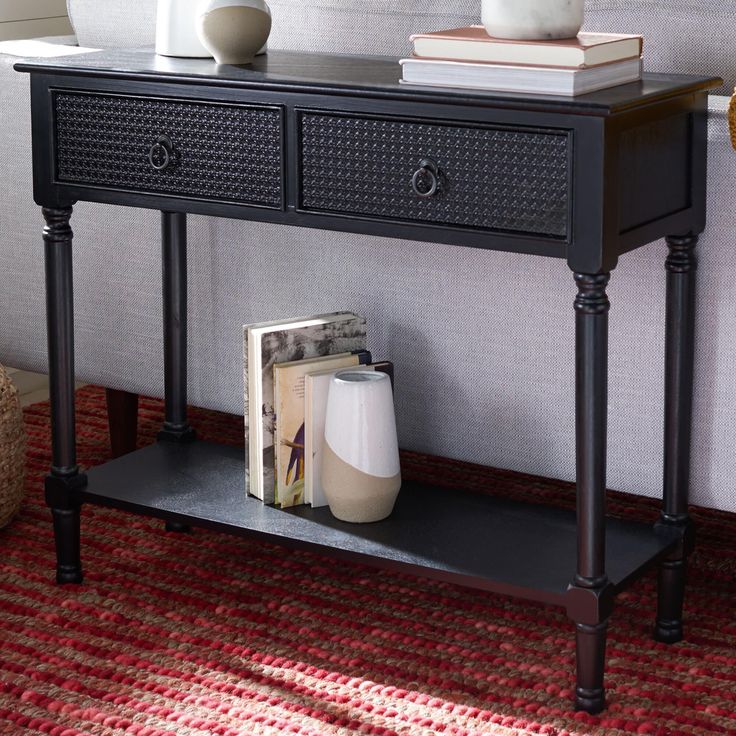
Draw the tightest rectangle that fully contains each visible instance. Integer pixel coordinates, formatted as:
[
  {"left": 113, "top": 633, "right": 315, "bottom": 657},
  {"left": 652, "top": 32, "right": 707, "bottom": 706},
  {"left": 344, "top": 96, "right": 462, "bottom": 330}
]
[
  {"left": 67, "top": 0, "right": 734, "bottom": 92},
  {"left": 66, "top": 0, "right": 157, "bottom": 51}
]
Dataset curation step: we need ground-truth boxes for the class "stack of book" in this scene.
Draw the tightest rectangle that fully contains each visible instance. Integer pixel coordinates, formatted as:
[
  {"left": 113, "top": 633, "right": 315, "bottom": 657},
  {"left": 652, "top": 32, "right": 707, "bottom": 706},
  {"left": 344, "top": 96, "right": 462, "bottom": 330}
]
[
  {"left": 243, "top": 312, "right": 393, "bottom": 509},
  {"left": 400, "top": 26, "right": 644, "bottom": 96}
]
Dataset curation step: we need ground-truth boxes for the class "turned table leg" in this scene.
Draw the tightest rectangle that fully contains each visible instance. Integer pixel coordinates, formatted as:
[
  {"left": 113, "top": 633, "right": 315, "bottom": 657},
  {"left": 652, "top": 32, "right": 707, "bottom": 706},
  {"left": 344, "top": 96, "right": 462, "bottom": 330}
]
[
  {"left": 158, "top": 211, "right": 196, "bottom": 444},
  {"left": 43, "top": 205, "right": 87, "bottom": 584},
  {"left": 655, "top": 234, "right": 698, "bottom": 643},
  {"left": 158, "top": 211, "right": 195, "bottom": 533},
  {"left": 570, "top": 272, "right": 612, "bottom": 714}
]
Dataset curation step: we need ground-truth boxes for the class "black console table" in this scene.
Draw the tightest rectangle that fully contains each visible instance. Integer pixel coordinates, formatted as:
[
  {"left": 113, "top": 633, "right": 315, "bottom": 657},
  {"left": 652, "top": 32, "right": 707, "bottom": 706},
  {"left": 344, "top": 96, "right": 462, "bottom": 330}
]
[{"left": 16, "top": 48, "right": 720, "bottom": 714}]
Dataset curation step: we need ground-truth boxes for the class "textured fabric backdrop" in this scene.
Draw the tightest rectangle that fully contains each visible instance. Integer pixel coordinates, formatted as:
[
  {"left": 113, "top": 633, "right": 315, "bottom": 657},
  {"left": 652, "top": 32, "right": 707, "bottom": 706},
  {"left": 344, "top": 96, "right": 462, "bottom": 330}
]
[{"left": 2, "top": 2, "right": 736, "bottom": 512}]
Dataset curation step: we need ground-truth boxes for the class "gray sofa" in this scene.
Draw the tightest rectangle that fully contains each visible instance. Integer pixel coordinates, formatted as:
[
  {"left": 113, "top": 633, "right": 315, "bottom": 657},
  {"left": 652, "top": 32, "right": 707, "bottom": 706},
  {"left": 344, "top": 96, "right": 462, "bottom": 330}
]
[{"left": 1, "top": 0, "right": 735, "bottom": 511}]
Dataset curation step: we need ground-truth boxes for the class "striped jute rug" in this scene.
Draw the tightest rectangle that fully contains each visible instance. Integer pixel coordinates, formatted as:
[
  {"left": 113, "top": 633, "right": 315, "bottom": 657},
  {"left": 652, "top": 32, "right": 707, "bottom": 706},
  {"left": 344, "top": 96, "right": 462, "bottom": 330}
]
[{"left": 1, "top": 386, "right": 735, "bottom": 736}]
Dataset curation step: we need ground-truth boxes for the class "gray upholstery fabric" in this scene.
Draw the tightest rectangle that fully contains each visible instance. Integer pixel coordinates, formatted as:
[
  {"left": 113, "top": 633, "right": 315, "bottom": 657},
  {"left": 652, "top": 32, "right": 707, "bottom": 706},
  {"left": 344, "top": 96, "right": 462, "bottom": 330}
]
[
  {"left": 3, "top": 7, "right": 736, "bottom": 512},
  {"left": 67, "top": 0, "right": 736, "bottom": 92},
  {"left": 585, "top": 1, "right": 736, "bottom": 94}
]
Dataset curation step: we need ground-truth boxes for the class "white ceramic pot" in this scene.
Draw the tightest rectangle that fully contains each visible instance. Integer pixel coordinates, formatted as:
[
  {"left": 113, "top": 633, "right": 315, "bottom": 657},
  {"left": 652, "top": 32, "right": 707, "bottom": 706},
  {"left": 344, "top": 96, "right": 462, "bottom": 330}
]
[
  {"left": 481, "top": 0, "right": 584, "bottom": 40},
  {"left": 156, "top": 0, "right": 213, "bottom": 58},
  {"left": 196, "top": 0, "right": 272, "bottom": 65},
  {"left": 322, "top": 371, "right": 401, "bottom": 524}
]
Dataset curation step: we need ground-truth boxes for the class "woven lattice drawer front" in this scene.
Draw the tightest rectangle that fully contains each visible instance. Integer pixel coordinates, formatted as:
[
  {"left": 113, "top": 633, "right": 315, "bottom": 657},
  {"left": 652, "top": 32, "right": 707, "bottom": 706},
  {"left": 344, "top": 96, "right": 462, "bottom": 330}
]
[
  {"left": 54, "top": 92, "right": 283, "bottom": 207},
  {"left": 300, "top": 114, "right": 571, "bottom": 238}
]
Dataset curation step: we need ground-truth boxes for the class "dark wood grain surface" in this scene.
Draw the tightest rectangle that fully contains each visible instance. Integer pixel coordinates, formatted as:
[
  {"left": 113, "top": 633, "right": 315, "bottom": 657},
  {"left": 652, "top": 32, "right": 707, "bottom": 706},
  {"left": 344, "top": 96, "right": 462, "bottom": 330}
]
[
  {"left": 15, "top": 48, "right": 721, "bottom": 115},
  {"left": 80, "top": 440, "right": 680, "bottom": 607}
]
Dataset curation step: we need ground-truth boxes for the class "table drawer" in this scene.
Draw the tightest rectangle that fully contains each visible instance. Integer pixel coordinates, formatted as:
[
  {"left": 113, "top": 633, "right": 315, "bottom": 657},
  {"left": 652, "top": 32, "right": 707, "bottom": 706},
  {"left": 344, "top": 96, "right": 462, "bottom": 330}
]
[
  {"left": 299, "top": 113, "right": 571, "bottom": 238},
  {"left": 53, "top": 91, "right": 284, "bottom": 208}
]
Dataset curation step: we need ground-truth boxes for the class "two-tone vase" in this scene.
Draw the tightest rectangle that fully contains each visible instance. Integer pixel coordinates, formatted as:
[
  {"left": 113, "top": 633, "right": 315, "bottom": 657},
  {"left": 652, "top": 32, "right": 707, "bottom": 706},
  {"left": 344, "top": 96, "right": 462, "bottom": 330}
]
[
  {"left": 196, "top": 0, "right": 272, "bottom": 65},
  {"left": 322, "top": 371, "right": 401, "bottom": 524}
]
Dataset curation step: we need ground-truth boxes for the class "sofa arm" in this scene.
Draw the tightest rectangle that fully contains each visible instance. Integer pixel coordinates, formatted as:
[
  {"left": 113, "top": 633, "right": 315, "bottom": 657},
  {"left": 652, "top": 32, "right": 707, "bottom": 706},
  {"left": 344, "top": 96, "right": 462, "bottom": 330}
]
[
  {"left": 0, "top": 37, "right": 99, "bottom": 61},
  {"left": 32, "top": 35, "right": 79, "bottom": 46}
]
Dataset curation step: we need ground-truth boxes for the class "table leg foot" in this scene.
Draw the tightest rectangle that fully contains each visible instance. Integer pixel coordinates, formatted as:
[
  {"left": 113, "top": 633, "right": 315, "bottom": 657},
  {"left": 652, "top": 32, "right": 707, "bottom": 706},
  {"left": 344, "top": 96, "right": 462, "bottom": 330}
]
[
  {"left": 654, "top": 557, "right": 686, "bottom": 643},
  {"left": 575, "top": 621, "right": 607, "bottom": 714},
  {"left": 51, "top": 506, "right": 83, "bottom": 585}
]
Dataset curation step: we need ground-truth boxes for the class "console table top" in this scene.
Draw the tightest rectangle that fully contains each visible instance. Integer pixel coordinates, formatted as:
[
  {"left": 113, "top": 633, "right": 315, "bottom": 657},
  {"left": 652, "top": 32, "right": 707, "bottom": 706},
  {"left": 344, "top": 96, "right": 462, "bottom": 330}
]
[{"left": 15, "top": 48, "right": 721, "bottom": 116}]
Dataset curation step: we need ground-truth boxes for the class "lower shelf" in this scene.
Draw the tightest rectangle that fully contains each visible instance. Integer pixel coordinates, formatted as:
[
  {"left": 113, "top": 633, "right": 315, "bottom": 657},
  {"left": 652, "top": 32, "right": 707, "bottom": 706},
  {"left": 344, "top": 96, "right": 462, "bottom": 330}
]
[{"left": 80, "top": 440, "right": 680, "bottom": 607}]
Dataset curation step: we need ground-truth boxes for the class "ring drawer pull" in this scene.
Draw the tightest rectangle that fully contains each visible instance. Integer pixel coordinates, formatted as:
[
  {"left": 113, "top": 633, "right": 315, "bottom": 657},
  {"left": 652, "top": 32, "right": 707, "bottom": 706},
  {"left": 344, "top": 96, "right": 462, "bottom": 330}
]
[
  {"left": 411, "top": 158, "right": 440, "bottom": 198},
  {"left": 149, "top": 135, "right": 176, "bottom": 171}
]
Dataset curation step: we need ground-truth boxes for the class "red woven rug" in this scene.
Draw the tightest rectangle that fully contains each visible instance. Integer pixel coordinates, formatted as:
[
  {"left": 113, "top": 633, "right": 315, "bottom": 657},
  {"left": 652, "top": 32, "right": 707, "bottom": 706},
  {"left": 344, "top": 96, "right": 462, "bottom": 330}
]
[{"left": 2, "top": 386, "right": 735, "bottom": 736}]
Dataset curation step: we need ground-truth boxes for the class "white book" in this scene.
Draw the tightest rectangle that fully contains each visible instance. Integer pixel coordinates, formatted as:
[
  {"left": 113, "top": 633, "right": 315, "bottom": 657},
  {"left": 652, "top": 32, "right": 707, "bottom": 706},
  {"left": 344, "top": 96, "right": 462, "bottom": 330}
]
[
  {"left": 399, "top": 56, "right": 642, "bottom": 97},
  {"left": 304, "top": 364, "right": 375, "bottom": 508}
]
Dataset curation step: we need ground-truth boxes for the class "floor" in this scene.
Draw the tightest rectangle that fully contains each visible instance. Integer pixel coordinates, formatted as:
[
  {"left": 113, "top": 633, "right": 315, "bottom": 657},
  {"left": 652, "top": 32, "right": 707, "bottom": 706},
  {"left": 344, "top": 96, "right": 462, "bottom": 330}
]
[{"left": 5, "top": 384, "right": 735, "bottom": 735}]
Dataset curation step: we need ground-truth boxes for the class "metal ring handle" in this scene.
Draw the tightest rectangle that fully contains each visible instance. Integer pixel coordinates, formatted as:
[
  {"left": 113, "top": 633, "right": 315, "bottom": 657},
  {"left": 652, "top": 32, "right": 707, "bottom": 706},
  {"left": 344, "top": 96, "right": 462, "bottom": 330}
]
[
  {"left": 411, "top": 158, "right": 440, "bottom": 198},
  {"left": 149, "top": 135, "right": 174, "bottom": 171}
]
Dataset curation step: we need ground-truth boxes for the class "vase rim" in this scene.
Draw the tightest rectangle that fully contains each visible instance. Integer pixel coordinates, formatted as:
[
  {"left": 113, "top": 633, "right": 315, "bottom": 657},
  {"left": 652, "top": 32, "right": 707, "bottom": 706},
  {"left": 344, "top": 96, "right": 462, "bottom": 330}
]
[
  {"left": 333, "top": 370, "right": 387, "bottom": 384},
  {"left": 199, "top": 0, "right": 271, "bottom": 14}
]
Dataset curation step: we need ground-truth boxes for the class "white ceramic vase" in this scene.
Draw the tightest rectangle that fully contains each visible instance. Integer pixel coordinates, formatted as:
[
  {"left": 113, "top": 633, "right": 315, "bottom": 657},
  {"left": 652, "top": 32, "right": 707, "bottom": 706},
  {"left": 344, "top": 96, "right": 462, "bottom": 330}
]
[
  {"left": 196, "top": 0, "right": 272, "bottom": 65},
  {"left": 322, "top": 371, "right": 401, "bottom": 524},
  {"left": 156, "top": 0, "right": 213, "bottom": 58},
  {"left": 481, "top": 0, "right": 584, "bottom": 40}
]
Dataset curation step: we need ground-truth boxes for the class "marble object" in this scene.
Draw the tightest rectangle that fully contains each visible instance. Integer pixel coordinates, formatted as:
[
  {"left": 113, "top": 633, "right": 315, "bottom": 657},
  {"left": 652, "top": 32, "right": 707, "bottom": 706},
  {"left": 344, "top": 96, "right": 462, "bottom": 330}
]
[
  {"left": 196, "top": 0, "right": 271, "bottom": 65},
  {"left": 481, "top": 0, "right": 584, "bottom": 40},
  {"left": 156, "top": 0, "right": 212, "bottom": 58},
  {"left": 322, "top": 371, "right": 401, "bottom": 523}
]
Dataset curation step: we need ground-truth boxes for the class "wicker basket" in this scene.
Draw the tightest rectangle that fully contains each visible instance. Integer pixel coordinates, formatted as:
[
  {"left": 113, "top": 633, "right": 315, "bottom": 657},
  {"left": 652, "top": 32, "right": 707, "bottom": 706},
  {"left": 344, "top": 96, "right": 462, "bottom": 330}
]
[
  {"left": 730, "top": 90, "right": 736, "bottom": 151},
  {"left": 0, "top": 364, "right": 26, "bottom": 528}
]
